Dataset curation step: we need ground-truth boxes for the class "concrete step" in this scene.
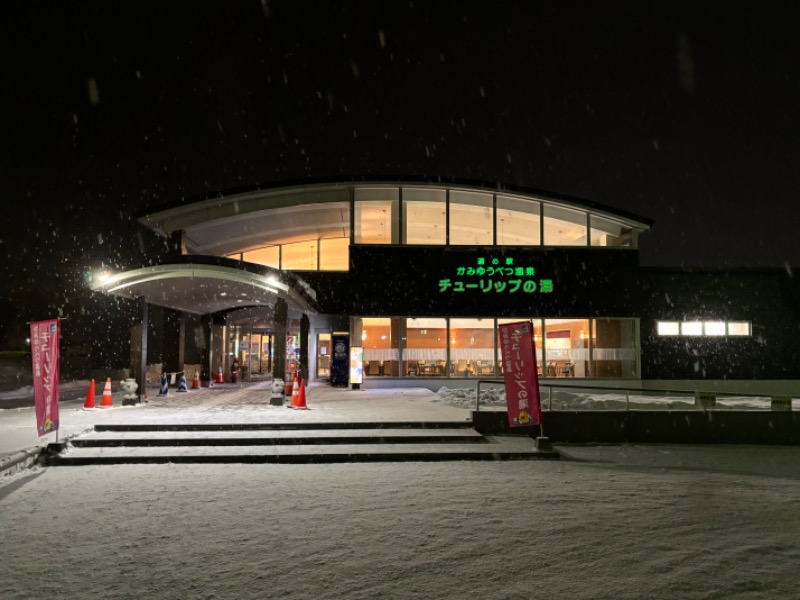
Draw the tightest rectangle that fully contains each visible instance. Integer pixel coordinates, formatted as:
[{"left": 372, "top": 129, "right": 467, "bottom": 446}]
[
  {"left": 47, "top": 436, "right": 558, "bottom": 465},
  {"left": 71, "top": 428, "right": 486, "bottom": 447},
  {"left": 92, "top": 421, "right": 476, "bottom": 432},
  {"left": 44, "top": 421, "right": 560, "bottom": 465}
]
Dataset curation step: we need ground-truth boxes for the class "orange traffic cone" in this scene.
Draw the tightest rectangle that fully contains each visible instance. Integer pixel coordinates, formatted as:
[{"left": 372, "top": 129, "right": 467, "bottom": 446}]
[
  {"left": 100, "top": 377, "right": 113, "bottom": 408},
  {"left": 290, "top": 375, "right": 300, "bottom": 407},
  {"left": 83, "top": 379, "right": 96, "bottom": 410},
  {"left": 286, "top": 371, "right": 297, "bottom": 398},
  {"left": 293, "top": 379, "right": 309, "bottom": 410},
  {"left": 192, "top": 370, "right": 201, "bottom": 389},
  {"left": 217, "top": 365, "right": 225, "bottom": 383}
]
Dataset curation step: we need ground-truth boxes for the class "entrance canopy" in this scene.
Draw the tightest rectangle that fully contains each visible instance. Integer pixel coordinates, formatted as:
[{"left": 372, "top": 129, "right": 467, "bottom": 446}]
[{"left": 89, "top": 258, "right": 318, "bottom": 315}]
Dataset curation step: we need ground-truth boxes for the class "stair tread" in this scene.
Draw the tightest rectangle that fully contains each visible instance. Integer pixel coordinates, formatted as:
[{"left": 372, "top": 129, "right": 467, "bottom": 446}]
[
  {"left": 80, "top": 428, "right": 483, "bottom": 440},
  {"left": 62, "top": 437, "right": 540, "bottom": 458}
]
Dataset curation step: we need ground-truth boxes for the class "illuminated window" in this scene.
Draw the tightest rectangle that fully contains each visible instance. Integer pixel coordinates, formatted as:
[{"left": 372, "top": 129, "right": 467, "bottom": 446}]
[
  {"left": 680, "top": 322, "right": 703, "bottom": 336},
  {"left": 359, "top": 317, "right": 400, "bottom": 377},
  {"left": 355, "top": 188, "right": 399, "bottom": 244},
  {"left": 242, "top": 246, "right": 280, "bottom": 269},
  {"left": 727, "top": 322, "right": 751, "bottom": 336},
  {"left": 404, "top": 318, "right": 447, "bottom": 376},
  {"left": 450, "top": 190, "right": 493, "bottom": 245},
  {"left": 657, "top": 321, "right": 680, "bottom": 336},
  {"left": 543, "top": 205, "right": 587, "bottom": 246},
  {"left": 496, "top": 195, "right": 540, "bottom": 245},
  {"left": 657, "top": 320, "right": 751, "bottom": 337},
  {"left": 281, "top": 240, "right": 318, "bottom": 270},
  {"left": 451, "top": 318, "right": 496, "bottom": 377},
  {"left": 403, "top": 188, "right": 446, "bottom": 244},
  {"left": 704, "top": 321, "right": 726, "bottom": 336},
  {"left": 319, "top": 237, "right": 349, "bottom": 271},
  {"left": 590, "top": 215, "right": 632, "bottom": 247}
]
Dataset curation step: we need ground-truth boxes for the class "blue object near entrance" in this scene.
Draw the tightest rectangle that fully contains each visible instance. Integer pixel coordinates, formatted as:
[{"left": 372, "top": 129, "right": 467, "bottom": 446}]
[
  {"left": 159, "top": 373, "right": 169, "bottom": 396},
  {"left": 176, "top": 372, "right": 188, "bottom": 392}
]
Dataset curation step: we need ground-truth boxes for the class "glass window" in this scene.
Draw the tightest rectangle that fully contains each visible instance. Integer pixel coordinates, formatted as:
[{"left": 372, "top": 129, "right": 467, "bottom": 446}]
[
  {"left": 545, "top": 318, "right": 590, "bottom": 378},
  {"left": 449, "top": 190, "right": 493, "bottom": 245},
  {"left": 319, "top": 237, "right": 349, "bottom": 271},
  {"left": 704, "top": 321, "right": 726, "bottom": 336},
  {"left": 543, "top": 204, "right": 587, "bottom": 246},
  {"left": 657, "top": 321, "right": 680, "bottom": 336},
  {"left": 496, "top": 195, "right": 540, "bottom": 245},
  {"left": 403, "top": 188, "right": 446, "bottom": 245},
  {"left": 681, "top": 321, "right": 703, "bottom": 336},
  {"left": 592, "top": 319, "right": 637, "bottom": 378},
  {"left": 242, "top": 245, "right": 280, "bottom": 269},
  {"left": 451, "top": 318, "right": 496, "bottom": 377},
  {"left": 727, "top": 322, "right": 751, "bottom": 336},
  {"left": 590, "top": 215, "right": 632, "bottom": 247},
  {"left": 281, "top": 240, "right": 318, "bottom": 270},
  {"left": 360, "top": 317, "right": 400, "bottom": 377},
  {"left": 354, "top": 188, "right": 399, "bottom": 244},
  {"left": 403, "top": 318, "right": 447, "bottom": 376},
  {"left": 496, "top": 318, "right": 543, "bottom": 376}
]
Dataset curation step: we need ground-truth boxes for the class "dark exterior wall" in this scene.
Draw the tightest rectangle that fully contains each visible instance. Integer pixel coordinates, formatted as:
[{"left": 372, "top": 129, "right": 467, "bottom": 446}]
[
  {"left": 473, "top": 410, "right": 800, "bottom": 444},
  {"left": 297, "top": 250, "right": 800, "bottom": 381},
  {"left": 640, "top": 269, "right": 800, "bottom": 380}
]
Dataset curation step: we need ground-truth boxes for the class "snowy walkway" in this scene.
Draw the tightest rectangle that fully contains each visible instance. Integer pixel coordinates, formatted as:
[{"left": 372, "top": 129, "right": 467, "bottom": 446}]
[
  {"left": 2, "top": 383, "right": 800, "bottom": 598},
  {"left": 0, "top": 381, "right": 471, "bottom": 467}
]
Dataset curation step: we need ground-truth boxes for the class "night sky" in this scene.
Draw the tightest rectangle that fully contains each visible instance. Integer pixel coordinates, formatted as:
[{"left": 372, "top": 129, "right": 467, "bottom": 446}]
[{"left": 3, "top": 1, "right": 800, "bottom": 346}]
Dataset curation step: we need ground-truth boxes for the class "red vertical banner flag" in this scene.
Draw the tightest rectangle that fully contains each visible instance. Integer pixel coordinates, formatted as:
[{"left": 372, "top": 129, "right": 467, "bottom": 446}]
[
  {"left": 30, "top": 319, "right": 60, "bottom": 436},
  {"left": 499, "top": 321, "right": 542, "bottom": 428}
]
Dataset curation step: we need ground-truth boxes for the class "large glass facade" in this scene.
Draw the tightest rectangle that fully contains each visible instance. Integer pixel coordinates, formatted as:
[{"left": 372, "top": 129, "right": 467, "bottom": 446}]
[
  {"left": 226, "top": 185, "right": 641, "bottom": 273},
  {"left": 355, "top": 316, "right": 638, "bottom": 379}
]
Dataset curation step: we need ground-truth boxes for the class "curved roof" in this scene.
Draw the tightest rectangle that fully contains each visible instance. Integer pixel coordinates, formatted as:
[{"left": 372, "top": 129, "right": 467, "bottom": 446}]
[
  {"left": 88, "top": 256, "right": 318, "bottom": 315},
  {"left": 137, "top": 179, "right": 652, "bottom": 256}
]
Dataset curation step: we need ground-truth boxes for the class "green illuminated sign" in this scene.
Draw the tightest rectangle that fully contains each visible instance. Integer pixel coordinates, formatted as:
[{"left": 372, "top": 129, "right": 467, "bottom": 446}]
[{"left": 438, "top": 256, "right": 554, "bottom": 295}]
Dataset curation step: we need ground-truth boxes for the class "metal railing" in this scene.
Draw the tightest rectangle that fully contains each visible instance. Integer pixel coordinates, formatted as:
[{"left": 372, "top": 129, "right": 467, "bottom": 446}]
[{"left": 474, "top": 379, "right": 797, "bottom": 412}]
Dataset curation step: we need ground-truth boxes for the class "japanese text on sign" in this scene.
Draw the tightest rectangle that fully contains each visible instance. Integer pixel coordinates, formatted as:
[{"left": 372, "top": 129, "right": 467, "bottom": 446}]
[
  {"left": 499, "top": 321, "right": 542, "bottom": 428},
  {"left": 439, "top": 256, "right": 554, "bottom": 295}
]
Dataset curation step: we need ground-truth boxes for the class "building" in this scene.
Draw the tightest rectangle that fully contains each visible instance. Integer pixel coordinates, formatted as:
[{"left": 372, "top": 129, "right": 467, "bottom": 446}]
[{"left": 90, "top": 179, "right": 800, "bottom": 397}]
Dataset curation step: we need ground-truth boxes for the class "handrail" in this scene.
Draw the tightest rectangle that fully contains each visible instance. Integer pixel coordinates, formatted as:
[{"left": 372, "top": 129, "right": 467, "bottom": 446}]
[{"left": 474, "top": 379, "right": 794, "bottom": 412}]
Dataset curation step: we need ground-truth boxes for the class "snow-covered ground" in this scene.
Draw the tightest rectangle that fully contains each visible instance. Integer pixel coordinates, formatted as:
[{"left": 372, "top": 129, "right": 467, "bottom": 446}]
[
  {"left": 1, "top": 383, "right": 799, "bottom": 599},
  {"left": 1, "top": 446, "right": 799, "bottom": 599}
]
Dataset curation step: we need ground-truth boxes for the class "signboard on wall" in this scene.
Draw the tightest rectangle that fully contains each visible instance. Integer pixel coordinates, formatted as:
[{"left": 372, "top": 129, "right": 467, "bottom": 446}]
[
  {"left": 438, "top": 254, "right": 554, "bottom": 297},
  {"left": 349, "top": 346, "right": 363, "bottom": 386},
  {"left": 330, "top": 334, "right": 350, "bottom": 387},
  {"left": 341, "top": 245, "right": 643, "bottom": 317}
]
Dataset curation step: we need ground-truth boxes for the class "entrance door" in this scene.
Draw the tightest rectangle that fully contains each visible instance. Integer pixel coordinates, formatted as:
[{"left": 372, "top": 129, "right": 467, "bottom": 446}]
[{"left": 317, "top": 332, "right": 331, "bottom": 380}]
